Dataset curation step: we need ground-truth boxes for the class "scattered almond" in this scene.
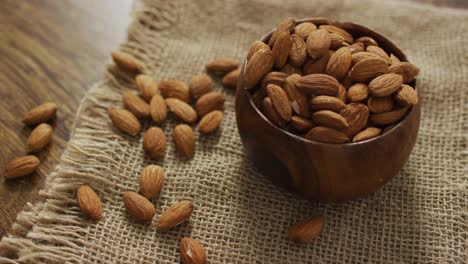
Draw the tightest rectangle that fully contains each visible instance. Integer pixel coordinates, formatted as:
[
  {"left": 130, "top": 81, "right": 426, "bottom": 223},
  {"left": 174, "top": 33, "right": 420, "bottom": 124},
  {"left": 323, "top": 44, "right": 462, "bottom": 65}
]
[
  {"left": 349, "top": 57, "right": 388, "bottom": 82},
  {"left": 368, "top": 73, "right": 403, "bottom": 97},
  {"left": 27, "top": 123, "right": 53, "bottom": 152},
  {"left": 139, "top": 165, "right": 165, "bottom": 200},
  {"left": 180, "top": 237, "right": 207, "bottom": 264},
  {"left": 198, "top": 110, "right": 223, "bottom": 134},
  {"left": 159, "top": 80, "right": 190, "bottom": 103},
  {"left": 311, "top": 110, "right": 349, "bottom": 130},
  {"left": 77, "top": 185, "right": 103, "bottom": 220},
  {"left": 123, "top": 191, "right": 156, "bottom": 221},
  {"left": 288, "top": 214, "right": 325, "bottom": 243},
  {"left": 310, "top": 95, "right": 346, "bottom": 113},
  {"left": 325, "top": 46, "right": 352, "bottom": 80},
  {"left": 135, "top": 74, "right": 158, "bottom": 102},
  {"left": 143, "top": 127, "right": 166, "bottom": 159},
  {"left": 340, "top": 103, "right": 370, "bottom": 137},
  {"left": 149, "top": 94, "right": 168, "bottom": 123},
  {"left": 111, "top": 51, "right": 142, "bottom": 74},
  {"left": 222, "top": 68, "right": 240, "bottom": 89},
  {"left": 23, "top": 102, "right": 57, "bottom": 126},
  {"left": 122, "top": 90, "right": 150, "bottom": 118},
  {"left": 206, "top": 58, "right": 238, "bottom": 75},
  {"left": 156, "top": 200, "right": 194, "bottom": 231},
  {"left": 189, "top": 74, "right": 212, "bottom": 99},
  {"left": 195, "top": 92, "right": 224, "bottom": 117},
  {"left": 173, "top": 124, "right": 195, "bottom": 158},
  {"left": 295, "top": 74, "right": 340, "bottom": 96},
  {"left": 108, "top": 107, "right": 141, "bottom": 136},
  {"left": 352, "top": 127, "right": 382, "bottom": 142},
  {"left": 166, "top": 98, "right": 198, "bottom": 123},
  {"left": 4, "top": 155, "right": 40, "bottom": 180},
  {"left": 395, "top": 84, "right": 418, "bottom": 106}
]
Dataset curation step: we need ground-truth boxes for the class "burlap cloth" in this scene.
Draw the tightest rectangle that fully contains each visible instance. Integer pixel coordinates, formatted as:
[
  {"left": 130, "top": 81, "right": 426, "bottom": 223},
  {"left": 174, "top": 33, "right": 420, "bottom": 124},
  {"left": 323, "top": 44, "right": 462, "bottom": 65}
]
[{"left": 1, "top": 0, "right": 467, "bottom": 263}]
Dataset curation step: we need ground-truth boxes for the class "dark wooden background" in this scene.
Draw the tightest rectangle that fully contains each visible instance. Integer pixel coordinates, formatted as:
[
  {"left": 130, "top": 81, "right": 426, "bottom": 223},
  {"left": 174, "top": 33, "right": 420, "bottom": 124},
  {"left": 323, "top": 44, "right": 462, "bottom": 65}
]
[{"left": 0, "top": 0, "right": 466, "bottom": 238}]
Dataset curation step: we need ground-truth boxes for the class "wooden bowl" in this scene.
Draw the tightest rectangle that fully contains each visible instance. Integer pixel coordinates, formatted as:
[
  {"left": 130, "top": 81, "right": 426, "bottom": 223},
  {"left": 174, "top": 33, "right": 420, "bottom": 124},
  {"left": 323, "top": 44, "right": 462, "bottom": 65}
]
[{"left": 235, "top": 18, "right": 421, "bottom": 202}]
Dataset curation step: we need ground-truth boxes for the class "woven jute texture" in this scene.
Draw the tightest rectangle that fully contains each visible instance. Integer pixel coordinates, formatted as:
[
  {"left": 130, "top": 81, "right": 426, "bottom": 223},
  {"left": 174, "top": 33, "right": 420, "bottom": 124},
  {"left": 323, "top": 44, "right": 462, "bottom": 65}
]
[{"left": 1, "top": 0, "right": 467, "bottom": 263}]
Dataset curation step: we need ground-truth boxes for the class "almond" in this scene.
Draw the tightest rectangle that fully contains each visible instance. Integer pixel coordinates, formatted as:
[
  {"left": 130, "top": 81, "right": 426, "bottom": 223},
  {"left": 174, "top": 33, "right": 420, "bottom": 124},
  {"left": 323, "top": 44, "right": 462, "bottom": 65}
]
[
  {"left": 252, "top": 88, "right": 268, "bottom": 108},
  {"left": 135, "top": 74, "right": 159, "bottom": 102},
  {"left": 388, "top": 62, "right": 420, "bottom": 83},
  {"left": 389, "top": 54, "right": 401, "bottom": 65},
  {"left": 149, "top": 94, "right": 168, "bottom": 123},
  {"left": 206, "top": 58, "right": 238, "bottom": 75},
  {"left": 266, "top": 84, "right": 292, "bottom": 122},
  {"left": 290, "top": 116, "right": 315, "bottom": 133},
  {"left": 395, "top": 84, "right": 418, "bottom": 106},
  {"left": 247, "top": 41, "right": 270, "bottom": 60},
  {"left": 268, "top": 18, "right": 295, "bottom": 46},
  {"left": 108, "top": 107, "right": 141, "bottom": 136},
  {"left": 368, "top": 73, "right": 403, "bottom": 97},
  {"left": 340, "top": 103, "right": 370, "bottom": 137},
  {"left": 368, "top": 96, "right": 394, "bottom": 113},
  {"left": 4, "top": 155, "right": 40, "bottom": 179},
  {"left": 370, "top": 107, "right": 409, "bottom": 126},
  {"left": 329, "top": 33, "right": 347, "bottom": 50},
  {"left": 294, "top": 22, "right": 317, "bottom": 39},
  {"left": 260, "top": 71, "right": 288, "bottom": 90},
  {"left": 189, "top": 74, "right": 212, "bottom": 99},
  {"left": 77, "top": 185, "right": 103, "bottom": 220},
  {"left": 122, "top": 90, "right": 150, "bottom": 118},
  {"left": 305, "top": 126, "right": 349, "bottom": 143},
  {"left": 349, "top": 42, "right": 365, "bottom": 54},
  {"left": 166, "top": 98, "right": 198, "bottom": 123},
  {"left": 289, "top": 34, "right": 307, "bottom": 67},
  {"left": 139, "top": 165, "right": 165, "bottom": 200},
  {"left": 143, "top": 127, "right": 166, "bottom": 159},
  {"left": 123, "top": 191, "right": 156, "bottom": 221},
  {"left": 262, "top": 97, "right": 286, "bottom": 128},
  {"left": 272, "top": 29, "right": 292, "bottom": 68},
  {"left": 366, "top": 45, "right": 390, "bottom": 63},
  {"left": 222, "top": 68, "right": 240, "bottom": 89},
  {"left": 111, "top": 51, "right": 142, "bottom": 74},
  {"left": 27, "top": 123, "right": 53, "bottom": 152},
  {"left": 337, "top": 84, "right": 347, "bottom": 103},
  {"left": 23, "top": 102, "right": 57, "bottom": 125},
  {"left": 356, "top": 36, "right": 378, "bottom": 48},
  {"left": 156, "top": 200, "right": 194, "bottom": 231},
  {"left": 288, "top": 214, "right": 325, "bottom": 243},
  {"left": 195, "top": 92, "right": 224, "bottom": 117},
  {"left": 173, "top": 124, "right": 195, "bottom": 158},
  {"left": 283, "top": 74, "right": 309, "bottom": 117},
  {"left": 306, "top": 28, "right": 331, "bottom": 59},
  {"left": 280, "top": 63, "right": 303, "bottom": 76},
  {"left": 352, "top": 127, "right": 382, "bottom": 142},
  {"left": 295, "top": 74, "right": 340, "bottom": 96},
  {"left": 319, "top": 25, "right": 354, "bottom": 44},
  {"left": 325, "top": 46, "right": 352, "bottom": 80},
  {"left": 159, "top": 80, "right": 190, "bottom": 102},
  {"left": 349, "top": 57, "right": 388, "bottom": 82},
  {"left": 180, "top": 237, "right": 207, "bottom": 264},
  {"left": 347, "top": 83, "right": 368, "bottom": 102},
  {"left": 351, "top": 52, "right": 382, "bottom": 66},
  {"left": 244, "top": 48, "right": 274, "bottom": 89},
  {"left": 310, "top": 95, "right": 346, "bottom": 112},
  {"left": 311, "top": 110, "right": 349, "bottom": 130},
  {"left": 198, "top": 110, "right": 223, "bottom": 134},
  {"left": 302, "top": 50, "right": 332, "bottom": 75}
]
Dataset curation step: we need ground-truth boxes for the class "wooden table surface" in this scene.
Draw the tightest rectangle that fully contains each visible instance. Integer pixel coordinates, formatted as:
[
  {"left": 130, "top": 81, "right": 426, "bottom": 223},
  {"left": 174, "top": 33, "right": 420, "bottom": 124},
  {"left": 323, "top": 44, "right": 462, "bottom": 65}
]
[{"left": 0, "top": 0, "right": 466, "bottom": 238}]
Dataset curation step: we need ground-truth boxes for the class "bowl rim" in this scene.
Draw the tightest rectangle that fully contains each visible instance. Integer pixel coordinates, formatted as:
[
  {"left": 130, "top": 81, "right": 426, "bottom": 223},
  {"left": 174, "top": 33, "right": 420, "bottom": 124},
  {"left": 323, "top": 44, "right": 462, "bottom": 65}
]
[{"left": 242, "top": 17, "right": 420, "bottom": 147}]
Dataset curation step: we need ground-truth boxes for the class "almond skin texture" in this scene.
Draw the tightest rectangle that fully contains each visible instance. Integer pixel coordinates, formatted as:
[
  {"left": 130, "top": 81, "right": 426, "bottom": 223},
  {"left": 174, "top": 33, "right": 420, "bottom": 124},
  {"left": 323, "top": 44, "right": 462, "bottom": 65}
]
[
  {"left": 149, "top": 94, "right": 168, "bottom": 123},
  {"left": 311, "top": 110, "right": 349, "bottom": 130},
  {"left": 166, "top": 98, "right": 198, "bottom": 123},
  {"left": 247, "top": 41, "right": 269, "bottom": 60},
  {"left": 395, "top": 84, "right": 418, "bottom": 106},
  {"left": 366, "top": 45, "right": 390, "bottom": 63},
  {"left": 325, "top": 46, "right": 352, "bottom": 80},
  {"left": 289, "top": 34, "right": 307, "bottom": 67},
  {"left": 305, "top": 126, "right": 350, "bottom": 144},
  {"left": 143, "top": 127, "right": 166, "bottom": 159},
  {"left": 180, "top": 237, "right": 206, "bottom": 264},
  {"left": 206, "top": 58, "right": 238, "bottom": 75},
  {"left": 283, "top": 74, "right": 309, "bottom": 118},
  {"left": 302, "top": 50, "right": 332, "bottom": 75},
  {"left": 122, "top": 91, "right": 150, "bottom": 118},
  {"left": 340, "top": 103, "right": 370, "bottom": 137},
  {"left": 4, "top": 155, "right": 40, "bottom": 179},
  {"left": 222, "top": 68, "right": 240, "bottom": 89},
  {"left": 268, "top": 18, "right": 295, "bottom": 46},
  {"left": 319, "top": 25, "right": 354, "bottom": 44},
  {"left": 139, "top": 165, "right": 165, "bottom": 200},
  {"left": 280, "top": 63, "right": 303, "bottom": 76},
  {"left": 77, "top": 185, "right": 103, "bottom": 220},
  {"left": 272, "top": 29, "right": 292, "bottom": 69},
  {"left": 288, "top": 215, "right": 325, "bottom": 243},
  {"left": 156, "top": 200, "right": 194, "bottom": 231},
  {"left": 347, "top": 83, "right": 369, "bottom": 102},
  {"left": 173, "top": 124, "right": 195, "bottom": 158},
  {"left": 195, "top": 92, "right": 224, "bottom": 117},
  {"left": 353, "top": 127, "right": 382, "bottom": 142},
  {"left": 244, "top": 48, "right": 274, "bottom": 89},
  {"left": 266, "top": 84, "right": 292, "bottom": 122},
  {"left": 370, "top": 107, "right": 409, "bottom": 126},
  {"left": 111, "top": 51, "right": 142, "bottom": 74},
  {"left": 189, "top": 74, "right": 212, "bottom": 99},
  {"left": 27, "top": 123, "right": 53, "bottom": 152},
  {"left": 198, "top": 110, "right": 223, "bottom": 134},
  {"left": 306, "top": 28, "right": 331, "bottom": 59},
  {"left": 290, "top": 116, "right": 315, "bottom": 133},
  {"left": 123, "top": 191, "right": 156, "bottom": 221},
  {"left": 294, "top": 22, "right": 317, "bottom": 39},
  {"left": 260, "top": 71, "right": 288, "bottom": 90},
  {"left": 389, "top": 54, "right": 401, "bottom": 65},
  {"left": 23, "top": 102, "right": 57, "bottom": 125},
  {"left": 337, "top": 84, "right": 347, "bottom": 103},
  {"left": 368, "top": 96, "right": 394, "bottom": 113},
  {"left": 159, "top": 80, "right": 190, "bottom": 102},
  {"left": 329, "top": 33, "right": 347, "bottom": 50},
  {"left": 388, "top": 62, "right": 420, "bottom": 83},
  {"left": 135, "top": 74, "right": 158, "bottom": 102},
  {"left": 108, "top": 107, "right": 141, "bottom": 136},
  {"left": 349, "top": 57, "right": 389, "bottom": 82},
  {"left": 349, "top": 42, "right": 365, "bottom": 54},
  {"left": 368, "top": 73, "right": 403, "bottom": 97},
  {"left": 310, "top": 95, "right": 346, "bottom": 113},
  {"left": 351, "top": 52, "right": 382, "bottom": 66},
  {"left": 356, "top": 36, "right": 379, "bottom": 48},
  {"left": 295, "top": 74, "right": 340, "bottom": 96},
  {"left": 262, "top": 97, "right": 286, "bottom": 128}
]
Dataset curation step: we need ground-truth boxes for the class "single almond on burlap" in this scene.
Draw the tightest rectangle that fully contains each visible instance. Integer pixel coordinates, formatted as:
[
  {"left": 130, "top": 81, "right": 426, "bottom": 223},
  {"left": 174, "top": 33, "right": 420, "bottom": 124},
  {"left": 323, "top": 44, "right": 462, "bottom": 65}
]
[
  {"left": 337, "top": 84, "right": 347, "bottom": 103},
  {"left": 294, "top": 22, "right": 317, "bottom": 39},
  {"left": 143, "top": 127, "right": 166, "bottom": 159},
  {"left": 262, "top": 97, "right": 286, "bottom": 128},
  {"left": 23, "top": 102, "right": 57, "bottom": 125},
  {"left": 319, "top": 25, "right": 354, "bottom": 44},
  {"left": 349, "top": 42, "right": 365, "bottom": 54},
  {"left": 198, "top": 110, "right": 223, "bottom": 134},
  {"left": 370, "top": 107, "right": 409, "bottom": 126},
  {"left": 329, "top": 33, "right": 347, "bottom": 50},
  {"left": 189, "top": 74, "right": 212, "bottom": 99},
  {"left": 306, "top": 28, "right": 331, "bottom": 59},
  {"left": 368, "top": 73, "right": 403, "bottom": 97},
  {"left": 122, "top": 90, "right": 150, "bottom": 118},
  {"left": 347, "top": 83, "right": 368, "bottom": 102},
  {"left": 351, "top": 51, "right": 382, "bottom": 66},
  {"left": 283, "top": 74, "right": 309, "bottom": 117},
  {"left": 272, "top": 29, "right": 292, "bottom": 69},
  {"left": 389, "top": 54, "right": 401, "bottom": 65},
  {"left": 260, "top": 71, "right": 288, "bottom": 90},
  {"left": 388, "top": 62, "right": 420, "bottom": 83},
  {"left": 290, "top": 116, "right": 315, "bottom": 133},
  {"left": 206, "top": 58, "right": 238, "bottom": 75},
  {"left": 366, "top": 45, "right": 390, "bottom": 63},
  {"left": 352, "top": 127, "right": 382, "bottom": 142},
  {"left": 222, "top": 68, "right": 240, "bottom": 89},
  {"left": 356, "top": 36, "right": 378, "bottom": 48},
  {"left": 280, "top": 63, "right": 303, "bottom": 76},
  {"left": 180, "top": 237, "right": 206, "bottom": 264},
  {"left": 312, "top": 110, "right": 349, "bottom": 130},
  {"left": 266, "top": 84, "right": 292, "bottom": 122},
  {"left": 247, "top": 41, "right": 270, "bottom": 60},
  {"left": 159, "top": 80, "right": 190, "bottom": 103},
  {"left": 108, "top": 107, "right": 141, "bottom": 136},
  {"left": 156, "top": 200, "right": 194, "bottom": 231},
  {"left": 368, "top": 96, "right": 394, "bottom": 113},
  {"left": 288, "top": 214, "right": 325, "bottom": 243},
  {"left": 111, "top": 51, "right": 142, "bottom": 74},
  {"left": 27, "top": 123, "right": 53, "bottom": 152},
  {"left": 139, "top": 165, "right": 165, "bottom": 200},
  {"left": 123, "top": 191, "right": 156, "bottom": 221},
  {"left": 173, "top": 124, "right": 195, "bottom": 158},
  {"left": 310, "top": 95, "right": 346, "bottom": 112},
  {"left": 268, "top": 18, "right": 295, "bottom": 46},
  {"left": 4, "top": 155, "right": 40, "bottom": 180},
  {"left": 349, "top": 57, "right": 389, "bottom": 82},
  {"left": 303, "top": 50, "right": 332, "bottom": 75},
  {"left": 150, "top": 94, "right": 167, "bottom": 123},
  {"left": 295, "top": 74, "right": 340, "bottom": 96},
  {"left": 325, "top": 46, "right": 352, "bottom": 80},
  {"left": 340, "top": 103, "right": 370, "bottom": 137},
  {"left": 244, "top": 48, "right": 274, "bottom": 89},
  {"left": 166, "top": 98, "right": 197, "bottom": 123},
  {"left": 289, "top": 34, "right": 307, "bottom": 67},
  {"left": 136, "top": 74, "right": 158, "bottom": 102},
  {"left": 305, "top": 126, "right": 350, "bottom": 143},
  {"left": 195, "top": 92, "right": 224, "bottom": 117},
  {"left": 77, "top": 185, "right": 103, "bottom": 220},
  {"left": 395, "top": 84, "right": 418, "bottom": 106}
]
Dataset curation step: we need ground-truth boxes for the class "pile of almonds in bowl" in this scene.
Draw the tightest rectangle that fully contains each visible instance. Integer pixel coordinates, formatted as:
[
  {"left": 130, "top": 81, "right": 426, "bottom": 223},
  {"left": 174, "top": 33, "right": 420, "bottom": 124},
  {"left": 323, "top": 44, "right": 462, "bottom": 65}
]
[{"left": 244, "top": 18, "right": 420, "bottom": 144}]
